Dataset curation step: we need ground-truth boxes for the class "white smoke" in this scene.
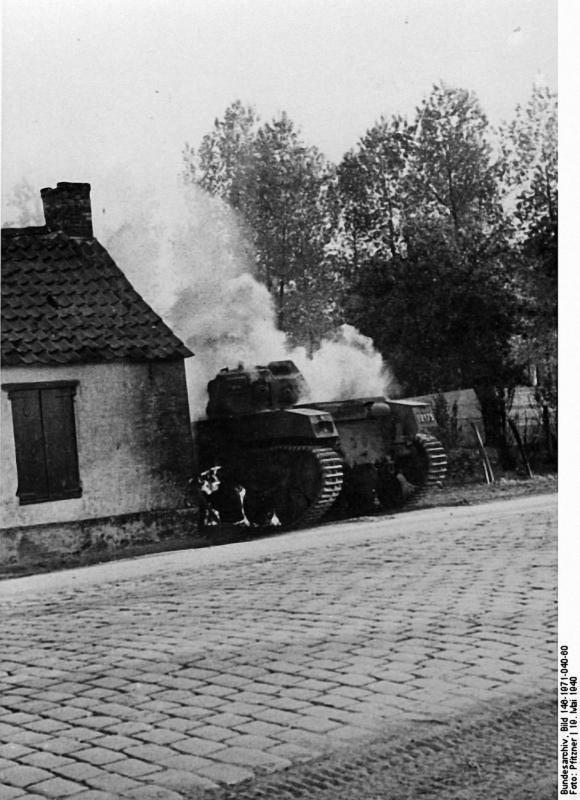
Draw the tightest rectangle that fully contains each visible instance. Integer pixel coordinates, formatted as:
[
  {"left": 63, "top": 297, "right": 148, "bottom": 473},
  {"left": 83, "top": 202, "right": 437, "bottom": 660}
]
[
  {"left": 294, "top": 325, "right": 397, "bottom": 402},
  {"left": 91, "top": 169, "right": 398, "bottom": 418}
]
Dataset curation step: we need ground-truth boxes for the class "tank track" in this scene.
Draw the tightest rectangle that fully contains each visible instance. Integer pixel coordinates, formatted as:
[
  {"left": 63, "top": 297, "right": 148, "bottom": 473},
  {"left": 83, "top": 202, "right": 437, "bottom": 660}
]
[
  {"left": 405, "top": 434, "right": 448, "bottom": 505},
  {"left": 260, "top": 445, "right": 344, "bottom": 530}
]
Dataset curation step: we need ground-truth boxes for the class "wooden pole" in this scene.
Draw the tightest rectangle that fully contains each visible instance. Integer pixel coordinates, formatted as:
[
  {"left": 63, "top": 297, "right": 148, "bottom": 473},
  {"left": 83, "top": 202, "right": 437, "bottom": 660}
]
[
  {"left": 471, "top": 422, "right": 495, "bottom": 484},
  {"left": 508, "top": 418, "right": 534, "bottom": 478}
]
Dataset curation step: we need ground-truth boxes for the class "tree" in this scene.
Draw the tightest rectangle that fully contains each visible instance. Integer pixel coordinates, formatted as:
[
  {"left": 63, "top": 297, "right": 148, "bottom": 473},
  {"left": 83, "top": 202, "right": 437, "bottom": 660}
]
[
  {"left": 409, "top": 84, "right": 503, "bottom": 236},
  {"left": 499, "top": 85, "right": 558, "bottom": 407},
  {"left": 185, "top": 105, "right": 341, "bottom": 345},
  {"left": 183, "top": 100, "right": 259, "bottom": 208},
  {"left": 339, "top": 84, "right": 523, "bottom": 452},
  {"left": 333, "top": 115, "right": 414, "bottom": 277}
]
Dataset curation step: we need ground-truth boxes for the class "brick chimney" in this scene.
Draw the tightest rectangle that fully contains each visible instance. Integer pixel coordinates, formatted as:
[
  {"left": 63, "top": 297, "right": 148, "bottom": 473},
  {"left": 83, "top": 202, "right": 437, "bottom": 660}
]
[{"left": 40, "top": 182, "right": 93, "bottom": 238}]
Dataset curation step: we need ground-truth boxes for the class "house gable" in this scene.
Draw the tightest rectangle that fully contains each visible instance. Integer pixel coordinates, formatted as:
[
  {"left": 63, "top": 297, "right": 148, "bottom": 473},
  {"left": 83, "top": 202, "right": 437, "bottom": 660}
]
[{"left": 1, "top": 182, "right": 192, "bottom": 367}]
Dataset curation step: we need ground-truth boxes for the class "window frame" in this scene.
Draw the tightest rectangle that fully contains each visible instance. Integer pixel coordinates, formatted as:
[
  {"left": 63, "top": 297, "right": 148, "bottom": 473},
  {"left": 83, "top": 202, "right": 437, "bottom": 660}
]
[{"left": 3, "top": 380, "right": 82, "bottom": 505}]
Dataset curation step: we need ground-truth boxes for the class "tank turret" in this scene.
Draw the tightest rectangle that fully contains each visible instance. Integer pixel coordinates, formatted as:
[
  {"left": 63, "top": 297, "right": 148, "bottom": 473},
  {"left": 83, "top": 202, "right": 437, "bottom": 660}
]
[{"left": 206, "top": 361, "right": 307, "bottom": 417}]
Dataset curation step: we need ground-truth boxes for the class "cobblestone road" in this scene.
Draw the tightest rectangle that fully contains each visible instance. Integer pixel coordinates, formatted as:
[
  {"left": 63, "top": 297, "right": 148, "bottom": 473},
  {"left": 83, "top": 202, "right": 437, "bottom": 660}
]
[{"left": 0, "top": 494, "right": 557, "bottom": 799}]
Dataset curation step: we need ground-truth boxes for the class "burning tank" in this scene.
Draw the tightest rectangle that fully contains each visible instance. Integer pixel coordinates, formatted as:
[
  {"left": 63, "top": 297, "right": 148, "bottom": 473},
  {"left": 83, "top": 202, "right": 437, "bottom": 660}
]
[{"left": 194, "top": 360, "right": 447, "bottom": 529}]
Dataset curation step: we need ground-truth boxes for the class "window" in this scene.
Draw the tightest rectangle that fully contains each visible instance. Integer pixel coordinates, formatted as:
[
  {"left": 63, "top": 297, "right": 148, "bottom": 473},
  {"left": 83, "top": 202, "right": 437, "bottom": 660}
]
[{"left": 3, "top": 382, "right": 81, "bottom": 504}]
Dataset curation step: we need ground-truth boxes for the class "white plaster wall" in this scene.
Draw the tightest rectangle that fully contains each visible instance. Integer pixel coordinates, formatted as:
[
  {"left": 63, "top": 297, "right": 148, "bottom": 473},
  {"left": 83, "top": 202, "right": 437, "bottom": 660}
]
[{"left": 1, "top": 360, "right": 194, "bottom": 528}]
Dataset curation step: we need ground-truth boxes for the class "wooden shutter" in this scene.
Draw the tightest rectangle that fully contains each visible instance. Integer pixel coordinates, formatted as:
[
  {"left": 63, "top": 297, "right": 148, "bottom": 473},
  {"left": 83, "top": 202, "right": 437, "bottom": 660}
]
[
  {"left": 5, "top": 381, "right": 81, "bottom": 504},
  {"left": 9, "top": 388, "right": 49, "bottom": 503},
  {"left": 40, "top": 385, "right": 81, "bottom": 498}
]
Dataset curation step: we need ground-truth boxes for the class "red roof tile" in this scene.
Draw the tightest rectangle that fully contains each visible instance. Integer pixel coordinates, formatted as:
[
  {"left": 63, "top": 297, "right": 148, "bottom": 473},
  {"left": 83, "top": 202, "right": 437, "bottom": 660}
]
[{"left": 1, "top": 227, "right": 192, "bottom": 366}]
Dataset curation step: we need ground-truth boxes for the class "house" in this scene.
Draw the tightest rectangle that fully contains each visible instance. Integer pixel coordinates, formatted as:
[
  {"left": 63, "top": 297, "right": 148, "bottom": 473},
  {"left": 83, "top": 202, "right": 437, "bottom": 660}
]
[{"left": 1, "top": 182, "right": 196, "bottom": 571}]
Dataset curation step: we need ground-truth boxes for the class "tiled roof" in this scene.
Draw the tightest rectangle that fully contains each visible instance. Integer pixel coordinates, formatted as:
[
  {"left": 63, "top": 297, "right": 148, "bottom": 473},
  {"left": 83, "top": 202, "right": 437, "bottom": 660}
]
[{"left": 1, "top": 227, "right": 193, "bottom": 366}]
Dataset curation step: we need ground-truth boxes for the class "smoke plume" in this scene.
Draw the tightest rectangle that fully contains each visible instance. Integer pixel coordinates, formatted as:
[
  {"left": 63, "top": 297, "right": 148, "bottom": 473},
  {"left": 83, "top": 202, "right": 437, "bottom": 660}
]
[{"left": 91, "top": 170, "right": 397, "bottom": 418}]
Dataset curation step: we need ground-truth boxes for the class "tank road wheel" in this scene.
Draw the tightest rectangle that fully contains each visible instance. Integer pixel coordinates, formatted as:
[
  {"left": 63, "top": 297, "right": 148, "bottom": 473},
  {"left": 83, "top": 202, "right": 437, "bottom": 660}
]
[
  {"left": 379, "top": 434, "right": 447, "bottom": 510},
  {"left": 265, "top": 445, "right": 344, "bottom": 530}
]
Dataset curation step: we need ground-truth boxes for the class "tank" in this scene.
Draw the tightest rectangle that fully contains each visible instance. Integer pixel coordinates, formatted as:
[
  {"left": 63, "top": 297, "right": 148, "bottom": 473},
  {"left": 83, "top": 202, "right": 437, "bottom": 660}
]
[{"left": 194, "top": 360, "right": 447, "bottom": 529}]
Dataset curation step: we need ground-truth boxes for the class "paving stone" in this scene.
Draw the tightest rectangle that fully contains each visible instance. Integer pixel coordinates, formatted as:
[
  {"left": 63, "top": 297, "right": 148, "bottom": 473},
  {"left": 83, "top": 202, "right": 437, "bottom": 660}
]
[
  {"left": 186, "top": 693, "right": 226, "bottom": 709},
  {"left": 0, "top": 742, "right": 36, "bottom": 761},
  {"left": 315, "top": 693, "right": 357, "bottom": 710},
  {"left": 20, "top": 751, "right": 73, "bottom": 770},
  {"left": 148, "top": 768, "right": 220, "bottom": 793},
  {"left": 89, "top": 677, "right": 128, "bottom": 690},
  {"left": 134, "top": 728, "right": 185, "bottom": 746},
  {"left": 217, "top": 701, "right": 265, "bottom": 717},
  {"left": 333, "top": 672, "right": 375, "bottom": 687},
  {"left": 212, "top": 745, "right": 292, "bottom": 772},
  {"left": 223, "top": 733, "right": 280, "bottom": 750},
  {"left": 206, "top": 673, "right": 251, "bottom": 689},
  {"left": 0, "top": 725, "right": 22, "bottom": 741},
  {"left": 43, "top": 706, "right": 90, "bottom": 722},
  {"left": 295, "top": 714, "right": 342, "bottom": 733},
  {"left": 9, "top": 701, "right": 55, "bottom": 715},
  {"left": 235, "top": 720, "right": 288, "bottom": 739},
  {"left": 0, "top": 784, "right": 26, "bottom": 799},
  {"left": 241, "top": 682, "right": 279, "bottom": 696},
  {"left": 189, "top": 724, "right": 232, "bottom": 742},
  {"left": 23, "top": 718, "right": 71, "bottom": 733},
  {"left": 92, "top": 734, "right": 140, "bottom": 751},
  {"left": 73, "top": 747, "right": 125, "bottom": 766},
  {"left": 105, "top": 721, "right": 152, "bottom": 736},
  {"left": 156, "top": 717, "right": 199, "bottom": 732},
  {"left": 9, "top": 730, "right": 50, "bottom": 746},
  {"left": 40, "top": 737, "right": 89, "bottom": 754},
  {"left": 59, "top": 727, "right": 104, "bottom": 741},
  {"left": 251, "top": 708, "right": 302, "bottom": 727},
  {"left": 196, "top": 762, "right": 254, "bottom": 786},
  {"left": 82, "top": 690, "right": 115, "bottom": 700},
  {"left": 123, "top": 743, "right": 178, "bottom": 763},
  {"left": 0, "top": 765, "right": 53, "bottom": 788},
  {"left": 266, "top": 695, "right": 309, "bottom": 712},
  {"left": 28, "top": 776, "right": 86, "bottom": 797},
  {"left": 260, "top": 672, "right": 302, "bottom": 687},
  {"left": 77, "top": 717, "right": 121, "bottom": 731},
  {"left": 171, "top": 705, "right": 213, "bottom": 720},
  {"left": 203, "top": 712, "right": 251, "bottom": 728},
  {"left": 0, "top": 713, "right": 38, "bottom": 727},
  {"left": 195, "top": 683, "right": 237, "bottom": 697},
  {"left": 93, "top": 703, "right": 142, "bottom": 721},
  {"left": 53, "top": 761, "right": 104, "bottom": 782},
  {"left": 84, "top": 772, "right": 141, "bottom": 794},
  {"left": 170, "top": 667, "right": 217, "bottom": 681},
  {"left": 171, "top": 737, "right": 225, "bottom": 756},
  {"left": 159, "top": 754, "right": 215, "bottom": 772},
  {"left": 107, "top": 757, "right": 162, "bottom": 778},
  {"left": 284, "top": 687, "right": 320, "bottom": 701}
]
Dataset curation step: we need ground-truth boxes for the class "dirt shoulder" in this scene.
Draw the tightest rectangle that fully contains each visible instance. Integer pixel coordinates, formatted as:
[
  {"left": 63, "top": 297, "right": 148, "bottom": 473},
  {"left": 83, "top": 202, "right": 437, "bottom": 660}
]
[{"left": 413, "top": 472, "right": 557, "bottom": 511}]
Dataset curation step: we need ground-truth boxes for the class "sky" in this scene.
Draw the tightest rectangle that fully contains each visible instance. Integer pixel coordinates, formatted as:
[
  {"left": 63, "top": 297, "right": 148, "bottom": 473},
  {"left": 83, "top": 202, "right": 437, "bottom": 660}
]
[{"left": 1, "top": 0, "right": 558, "bottom": 201}]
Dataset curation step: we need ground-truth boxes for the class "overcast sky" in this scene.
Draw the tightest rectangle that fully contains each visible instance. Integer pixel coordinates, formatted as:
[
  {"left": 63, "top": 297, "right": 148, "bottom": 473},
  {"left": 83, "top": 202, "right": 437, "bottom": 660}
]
[{"left": 2, "top": 0, "right": 557, "bottom": 201}]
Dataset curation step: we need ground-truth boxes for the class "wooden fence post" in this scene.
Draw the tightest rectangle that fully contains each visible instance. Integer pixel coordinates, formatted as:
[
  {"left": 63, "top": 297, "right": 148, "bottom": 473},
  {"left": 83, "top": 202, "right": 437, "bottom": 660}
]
[
  {"left": 471, "top": 422, "right": 495, "bottom": 484},
  {"left": 508, "top": 418, "right": 534, "bottom": 478}
]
